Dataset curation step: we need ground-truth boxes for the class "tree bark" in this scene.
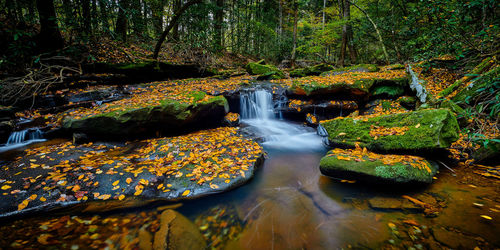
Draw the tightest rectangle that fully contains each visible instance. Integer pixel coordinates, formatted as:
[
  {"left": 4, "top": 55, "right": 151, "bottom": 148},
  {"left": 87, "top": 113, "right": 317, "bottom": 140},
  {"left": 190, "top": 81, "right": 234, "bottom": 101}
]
[
  {"left": 153, "top": 0, "right": 203, "bottom": 59},
  {"left": 290, "top": 0, "right": 298, "bottom": 68},
  {"left": 116, "top": 0, "right": 130, "bottom": 41},
  {"left": 347, "top": 0, "right": 389, "bottom": 63},
  {"left": 339, "top": 0, "right": 347, "bottom": 67},
  {"left": 81, "top": 0, "right": 91, "bottom": 35},
  {"left": 214, "top": 0, "right": 224, "bottom": 50},
  {"left": 36, "top": 0, "right": 65, "bottom": 51}
]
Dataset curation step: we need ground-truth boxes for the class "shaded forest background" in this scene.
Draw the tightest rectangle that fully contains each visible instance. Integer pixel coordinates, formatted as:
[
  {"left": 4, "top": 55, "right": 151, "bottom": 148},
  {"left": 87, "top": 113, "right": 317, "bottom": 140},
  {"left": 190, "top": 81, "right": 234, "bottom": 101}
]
[{"left": 0, "top": 0, "right": 498, "bottom": 75}]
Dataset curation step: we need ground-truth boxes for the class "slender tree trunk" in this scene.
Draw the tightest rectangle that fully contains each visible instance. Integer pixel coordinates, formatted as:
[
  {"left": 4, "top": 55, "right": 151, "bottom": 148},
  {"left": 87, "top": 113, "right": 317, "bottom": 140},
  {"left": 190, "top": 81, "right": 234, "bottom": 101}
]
[
  {"left": 290, "top": 0, "right": 298, "bottom": 68},
  {"left": 171, "top": 0, "right": 181, "bottom": 40},
  {"left": 82, "top": 0, "right": 92, "bottom": 35},
  {"left": 345, "top": 1, "right": 357, "bottom": 64},
  {"left": 116, "top": 0, "right": 130, "bottom": 41},
  {"left": 153, "top": 0, "right": 202, "bottom": 59},
  {"left": 214, "top": 0, "right": 224, "bottom": 50},
  {"left": 339, "top": 0, "right": 347, "bottom": 67},
  {"left": 347, "top": 0, "right": 389, "bottom": 63},
  {"left": 99, "top": 0, "right": 109, "bottom": 32},
  {"left": 36, "top": 0, "right": 65, "bottom": 51}
]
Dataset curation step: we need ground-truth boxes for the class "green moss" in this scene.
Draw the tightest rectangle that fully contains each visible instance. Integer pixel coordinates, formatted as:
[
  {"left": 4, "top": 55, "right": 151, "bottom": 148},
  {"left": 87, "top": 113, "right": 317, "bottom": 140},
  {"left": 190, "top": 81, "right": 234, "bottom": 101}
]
[
  {"left": 290, "top": 64, "right": 335, "bottom": 77},
  {"left": 452, "top": 66, "right": 499, "bottom": 104},
  {"left": 245, "top": 62, "right": 281, "bottom": 75},
  {"left": 319, "top": 151, "right": 437, "bottom": 184},
  {"left": 321, "top": 109, "right": 460, "bottom": 151},
  {"left": 372, "top": 85, "right": 405, "bottom": 97},
  {"left": 321, "top": 64, "right": 378, "bottom": 76},
  {"left": 438, "top": 57, "right": 495, "bottom": 98}
]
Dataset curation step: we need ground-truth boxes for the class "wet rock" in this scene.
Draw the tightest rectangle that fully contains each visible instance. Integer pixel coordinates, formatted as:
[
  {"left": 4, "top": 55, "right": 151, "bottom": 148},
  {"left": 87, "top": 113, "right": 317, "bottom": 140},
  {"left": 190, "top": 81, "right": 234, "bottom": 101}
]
[
  {"left": 0, "top": 106, "right": 16, "bottom": 121},
  {"left": 368, "top": 197, "right": 403, "bottom": 210},
  {"left": 245, "top": 62, "right": 284, "bottom": 79},
  {"left": 0, "top": 127, "right": 264, "bottom": 219},
  {"left": 289, "top": 64, "right": 334, "bottom": 77},
  {"left": 139, "top": 228, "right": 153, "bottom": 250},
  {"left": 62, "top": 91, "right": 229, "bottom": 138},
  {"left": 432, "top": 227, "right": 479, "bottom": 249},
  {"left": 223, "top": 112, "right": 239, "bottom": 127},
  {"left": 319, "top": 148, "right": 438, "bottom": 185},
  {"left": 0, "top": 120, "right": 14, "bottom": 143},
  {"left": 153, "top": 210, "right": 206, "bottom": 250},
  {"left": 320, "top": 109, "right": 460, "bottom": 151},
  {"left": 73, "top": 133, "right": 89, "bottom": 145}
]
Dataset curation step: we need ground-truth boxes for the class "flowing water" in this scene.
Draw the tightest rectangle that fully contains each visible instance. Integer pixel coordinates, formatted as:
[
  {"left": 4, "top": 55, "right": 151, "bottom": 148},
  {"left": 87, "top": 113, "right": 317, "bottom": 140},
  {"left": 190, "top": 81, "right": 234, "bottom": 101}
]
[{"left": 0, "top": 128, "right": 45, "bottom": 153}]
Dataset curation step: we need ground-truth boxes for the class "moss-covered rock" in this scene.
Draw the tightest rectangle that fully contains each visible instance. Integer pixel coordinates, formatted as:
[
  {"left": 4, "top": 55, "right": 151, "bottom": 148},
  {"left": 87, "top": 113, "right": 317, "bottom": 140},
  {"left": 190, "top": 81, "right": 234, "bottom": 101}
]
[
  {"left": 396, "top": 96, "right": 417, "bottom": 110},
  {"left": 320, "top": 148, "right": 438, "bottom": 184},
  {"left": 289, "top": 64, "right": 335, "bottom": 77},
  {"left": 320, "top": 109, "right": 460, "bottom": 151},
  {"left": 245, "top": 62, "right": 280, "bottom": 75},
  {"left": 472, "top": 138, "right": 500, "bottom": 164},
  {"left": 62, "top": 91, "right": 229, "bottom": 138},
  {"left": 320, "top": 64, "right": 378, "bottom": 76},
  {"left": 371, "top": 85, "right": 405, "bottom": 97}
]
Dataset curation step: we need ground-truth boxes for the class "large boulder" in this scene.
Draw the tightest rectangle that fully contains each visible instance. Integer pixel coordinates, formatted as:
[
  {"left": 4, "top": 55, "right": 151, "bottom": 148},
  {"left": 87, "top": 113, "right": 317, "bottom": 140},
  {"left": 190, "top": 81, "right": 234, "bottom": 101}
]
[
  {"left": 319, "top": 148, "right": 438, "bottom": 184},
  {"left": 289, "top": 64, "right": 335, "bottom": 77},
  {"left": 245, "top": 62, "right": 285, "bottom": 79},
  {"left": 320, "top": 109, "right": 460, "bottom": 151},
  {"left": 62, "top": 91, "right": 229, "bottom": 138}
]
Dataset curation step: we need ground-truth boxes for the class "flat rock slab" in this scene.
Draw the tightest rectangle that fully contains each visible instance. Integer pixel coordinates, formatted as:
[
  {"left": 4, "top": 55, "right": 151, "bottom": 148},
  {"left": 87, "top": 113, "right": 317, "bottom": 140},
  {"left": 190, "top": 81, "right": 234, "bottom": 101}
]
[
  {"left": 319, "top": 148, "right": 438, "bottom": 184},
  {"left": 0, "top": 127, "right": 264, "bottom": 219},
  {"left": 320, "top": 108, "right": 460, "bottom": 151}
]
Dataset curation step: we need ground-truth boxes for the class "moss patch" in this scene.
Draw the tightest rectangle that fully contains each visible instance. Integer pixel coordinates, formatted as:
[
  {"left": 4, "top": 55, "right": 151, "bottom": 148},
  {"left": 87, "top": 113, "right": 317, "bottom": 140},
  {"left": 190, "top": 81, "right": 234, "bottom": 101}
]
[
  {"left": 320, "top": 109, "right": 460, "bottom": 151},
  {"left": 320, "top": 148, "right": 438, "bottom": 184}
]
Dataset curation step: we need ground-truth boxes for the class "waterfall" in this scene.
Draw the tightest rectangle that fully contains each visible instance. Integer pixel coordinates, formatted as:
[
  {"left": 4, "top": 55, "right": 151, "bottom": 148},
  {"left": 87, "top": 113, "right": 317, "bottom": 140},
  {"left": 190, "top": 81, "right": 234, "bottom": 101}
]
[
  {"left": 1, "top": 128, "right": 45, "bottom": 153},
  {"left": 6, "top": 129, "right": 44, "bottom": 145},
  {"left": 240, "top": 90, "right": 275, "bottom": 120},
  {"left": 239, "top": 88, "right": 324, "bottom": 151}
]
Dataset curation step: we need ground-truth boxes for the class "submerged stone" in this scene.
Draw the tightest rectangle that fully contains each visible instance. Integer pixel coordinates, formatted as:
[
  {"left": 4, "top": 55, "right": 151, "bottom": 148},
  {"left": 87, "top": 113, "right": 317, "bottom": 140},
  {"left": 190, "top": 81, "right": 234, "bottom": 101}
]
[
  {"left": 319, "top": 148, "right": 438, "bottom": 184},
  {"left": 320, "top": 109, "right": 460, "bottom": 151}
]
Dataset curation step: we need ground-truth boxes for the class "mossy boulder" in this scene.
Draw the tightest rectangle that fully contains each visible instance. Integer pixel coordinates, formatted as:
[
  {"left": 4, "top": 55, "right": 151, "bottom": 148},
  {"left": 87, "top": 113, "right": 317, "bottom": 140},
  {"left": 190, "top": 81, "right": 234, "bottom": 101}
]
[
  {"left": 472, "top": 138, "right": 500, "bottom": 164},
  {"left": 397, "top": 96, "right": 417, "bottom": 109},
  {"left": 320, "top": 148, "right": 438, "bottom": 184},
  {"left": 321, "top": 64, "right": 378, "bottom": 76},
  {"left": 62, "top": 92, "right": 229, "bottom": 138},
  {"left": 320, "top": 109, "right": 460, "bottom": 151},
  {"left": 246, "top": 62, "right": 282, "bottom": 75},
  {"left": 289, "top": 64, "right": 335, "bottom": 77}
]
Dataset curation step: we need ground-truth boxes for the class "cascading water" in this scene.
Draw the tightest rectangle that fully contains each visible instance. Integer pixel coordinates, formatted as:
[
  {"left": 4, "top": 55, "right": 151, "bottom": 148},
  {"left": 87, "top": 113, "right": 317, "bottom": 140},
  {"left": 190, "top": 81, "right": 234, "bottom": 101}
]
[
  {"left": 0, "top": 128, "right": 45, "bottom": 152},
  {"left": 240, "top": 89, "right": 324, "bottom": 151}
]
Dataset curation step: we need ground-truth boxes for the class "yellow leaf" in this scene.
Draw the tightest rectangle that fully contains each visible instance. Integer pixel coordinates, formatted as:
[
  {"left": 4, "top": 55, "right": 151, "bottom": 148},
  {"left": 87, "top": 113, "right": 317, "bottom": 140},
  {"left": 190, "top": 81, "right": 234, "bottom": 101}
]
[
  {"left": 118, "top": 194, "right": 125, "bottom": 200},
  {"left": 40, "top": 197, "right": 47, "bottom": 202},
  {"left": 126, "top": 178, "right": 132, "bottom": 184},
  {"left": 182, "top": 190, "right": 190, "bottom": 196},
  {"left": 480, "top": 215, "right": 492, "bottom": 220},
  {"left": 112, "top": 180, "right": 119, "bottom": 186},
  {"left": 1, "top": 185, "right": 11, "bottom": 190},
  {"left": 415, "top": 123, "right": 421, "bottom": 128}
]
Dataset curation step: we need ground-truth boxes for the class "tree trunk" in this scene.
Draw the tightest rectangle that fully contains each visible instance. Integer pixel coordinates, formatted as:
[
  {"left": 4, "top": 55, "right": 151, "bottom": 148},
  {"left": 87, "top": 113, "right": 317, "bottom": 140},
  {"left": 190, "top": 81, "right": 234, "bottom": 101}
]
[
  {"left": 214, "top": 0, "right": 224, "bottom": 50},
  {"left": 290, "top": 0, "right": 298, "bottom": 68},
  {"left": 171, "top": 0, "right": 181, "bottom": 40},
  {"left": 347, "top": 0, "right": 389, "bottom": 63},
  {"left": 36, "top": 0, "right": 65, "bottom": 51},
  {"left": 339, "top": 0, "right": 347, "bottom": 67},
  {"left": 152, "top": 0, "right": 165, "bottom": 36},
  {"left": 345, "top": 1, "right": 357, "bottom": 64},
  {"left": 116, "top": 0, "right": 130, "bottom": 41},
  {"left": 153, "top": 0, "right": 203, "bottom": 59},
  {"left": 81, "top": 0, "right": 91, "bottom": 35},
  {"left": 99, "top": 0, "right": 109, "bottom": 32}
]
